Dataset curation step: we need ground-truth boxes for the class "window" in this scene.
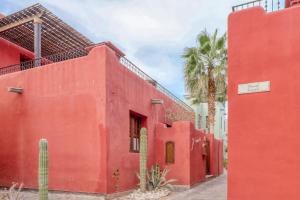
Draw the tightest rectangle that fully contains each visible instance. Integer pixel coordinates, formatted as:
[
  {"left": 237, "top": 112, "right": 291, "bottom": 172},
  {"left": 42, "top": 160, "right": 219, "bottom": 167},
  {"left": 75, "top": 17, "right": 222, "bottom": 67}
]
[
  {"left": 129, "top": 112, "right": 144, "bottom": 153},
  {"left": 165, "top": 141, "right": 175, "bottom": 164}
]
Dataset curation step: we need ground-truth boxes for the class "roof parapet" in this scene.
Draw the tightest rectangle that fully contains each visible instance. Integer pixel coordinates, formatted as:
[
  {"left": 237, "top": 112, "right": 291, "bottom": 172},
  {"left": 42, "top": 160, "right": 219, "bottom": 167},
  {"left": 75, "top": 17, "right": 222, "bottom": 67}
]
[{"left": 86, "top": 42, "right": 125, "bottom": 58}]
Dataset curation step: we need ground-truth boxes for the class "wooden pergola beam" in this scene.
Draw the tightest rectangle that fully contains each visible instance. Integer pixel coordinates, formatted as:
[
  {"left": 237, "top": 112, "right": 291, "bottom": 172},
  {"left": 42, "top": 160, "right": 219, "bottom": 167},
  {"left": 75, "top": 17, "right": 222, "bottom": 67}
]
[
  {"left": 0, "top": 3, "right": 94, "bottom": 57},
  {"left": 0, "top": 13, "right": 43, "bottom": 33}
]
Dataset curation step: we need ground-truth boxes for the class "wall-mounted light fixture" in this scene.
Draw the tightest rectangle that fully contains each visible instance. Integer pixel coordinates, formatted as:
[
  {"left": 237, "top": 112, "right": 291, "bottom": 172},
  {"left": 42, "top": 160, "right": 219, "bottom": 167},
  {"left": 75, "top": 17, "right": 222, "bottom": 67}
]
[
  {"left": 151, "top": 99, "right": 164, "bottom": 105},
  {"left": 8, "top": 87, "right": 23, "bottom": 94},
  {"left": 146, "top": 79, "right": 157, "bottom": 87}
]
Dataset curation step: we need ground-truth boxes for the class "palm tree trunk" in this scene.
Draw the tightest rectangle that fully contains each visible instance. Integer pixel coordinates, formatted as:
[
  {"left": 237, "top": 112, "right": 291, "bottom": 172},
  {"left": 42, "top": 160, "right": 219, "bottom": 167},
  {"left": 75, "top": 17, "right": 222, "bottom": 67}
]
[{"left": 207, "top": 66, "right": 216, "bottom": 134}]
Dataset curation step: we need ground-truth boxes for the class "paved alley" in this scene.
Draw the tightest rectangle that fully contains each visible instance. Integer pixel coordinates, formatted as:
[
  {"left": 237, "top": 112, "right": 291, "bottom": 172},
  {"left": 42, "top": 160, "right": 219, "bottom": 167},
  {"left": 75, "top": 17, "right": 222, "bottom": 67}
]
[{"left": 167, "top": 172, "right": 227, "bottom": 200}]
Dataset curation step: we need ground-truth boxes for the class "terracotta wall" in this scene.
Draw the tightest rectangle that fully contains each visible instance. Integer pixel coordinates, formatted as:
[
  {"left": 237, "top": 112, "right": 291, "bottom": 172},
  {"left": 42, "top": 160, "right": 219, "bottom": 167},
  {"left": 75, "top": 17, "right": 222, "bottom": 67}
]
[
  {"left": 218, "top": 140, "right": 224, "bottom": 175},
  {"left": 0, "top": 46, "right": 108, "bottom": 193},
  {"left": 103, "top": 47, "right": 194, "bottom": 193},
  {"left": 189, "top": 125, "right": 207, "bottom": 185},
  {"left": 0, "top": 38, "right": 34, "bottom": 68},
  {"left": 154, "top": 121, "right": 223, "bottom": 187},
  {"left": 155, "top": 122, "right": 198, "bottom": 186},
  {"left": 0, "top": 43, "right": 195, "bottom": 194},
  {"left": 228, "top": 6, "right": 300, "bottom": 200},
  {"left": 206, "top": 134, "right": 223, "bottom": 177}
]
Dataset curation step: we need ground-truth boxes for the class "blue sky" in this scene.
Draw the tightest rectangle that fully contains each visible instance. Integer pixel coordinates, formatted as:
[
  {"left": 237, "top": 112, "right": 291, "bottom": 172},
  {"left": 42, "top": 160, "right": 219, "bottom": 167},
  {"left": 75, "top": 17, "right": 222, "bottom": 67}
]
[{"left": 0, "top": 0, "right": 250, "bottom": 99}]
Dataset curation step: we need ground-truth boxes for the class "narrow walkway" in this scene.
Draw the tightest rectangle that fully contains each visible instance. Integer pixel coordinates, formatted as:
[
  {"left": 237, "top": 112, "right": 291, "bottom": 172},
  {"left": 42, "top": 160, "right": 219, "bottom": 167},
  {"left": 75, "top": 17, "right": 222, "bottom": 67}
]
[{"left": 167, "top": 172, "right": 227, "bottom": 200}]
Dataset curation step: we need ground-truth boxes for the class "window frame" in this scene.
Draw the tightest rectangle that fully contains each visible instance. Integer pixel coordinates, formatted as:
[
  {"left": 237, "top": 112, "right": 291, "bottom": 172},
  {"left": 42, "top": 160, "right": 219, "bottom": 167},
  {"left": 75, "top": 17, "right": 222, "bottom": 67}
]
[{"left": 129, "top": 111, "right": 146, "bottom": 153}]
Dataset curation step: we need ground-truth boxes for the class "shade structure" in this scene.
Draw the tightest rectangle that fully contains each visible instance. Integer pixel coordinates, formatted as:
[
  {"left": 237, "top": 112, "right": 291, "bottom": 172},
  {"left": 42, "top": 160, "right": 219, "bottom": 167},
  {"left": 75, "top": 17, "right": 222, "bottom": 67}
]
[{"left": 0, "top": 3, "right": 94, "bottom": 57}]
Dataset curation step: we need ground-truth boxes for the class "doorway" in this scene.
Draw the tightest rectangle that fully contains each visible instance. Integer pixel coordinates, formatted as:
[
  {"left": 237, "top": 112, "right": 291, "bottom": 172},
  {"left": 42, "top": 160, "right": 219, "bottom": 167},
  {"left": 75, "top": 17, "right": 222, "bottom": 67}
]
[{"left": 205, "top": 140, "right": 211, "bottom": 175}]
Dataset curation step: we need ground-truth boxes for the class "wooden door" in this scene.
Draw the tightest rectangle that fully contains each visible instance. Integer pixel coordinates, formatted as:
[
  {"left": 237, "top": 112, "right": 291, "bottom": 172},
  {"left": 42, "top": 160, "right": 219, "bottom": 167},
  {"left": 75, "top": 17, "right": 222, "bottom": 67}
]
[{"left": 165, "top": 142, "right": 175, "bottom": 164}]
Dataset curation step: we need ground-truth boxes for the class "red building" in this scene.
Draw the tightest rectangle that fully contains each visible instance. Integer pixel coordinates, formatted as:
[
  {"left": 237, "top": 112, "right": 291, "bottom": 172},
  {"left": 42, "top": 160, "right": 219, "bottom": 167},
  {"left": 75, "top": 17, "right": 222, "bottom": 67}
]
[
  {"left": 229, "top": 0, "right": 300, "bottom": 200},
  {"left": 0, "top": 4, "right": 223, "bottom": 195}
]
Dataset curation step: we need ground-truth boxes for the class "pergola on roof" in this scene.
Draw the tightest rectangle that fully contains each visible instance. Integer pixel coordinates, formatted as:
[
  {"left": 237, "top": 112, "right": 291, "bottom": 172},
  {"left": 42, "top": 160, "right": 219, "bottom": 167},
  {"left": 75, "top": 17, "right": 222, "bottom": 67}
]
[{"left": 0, "top": 3, "right": 94, "bottom": 57}]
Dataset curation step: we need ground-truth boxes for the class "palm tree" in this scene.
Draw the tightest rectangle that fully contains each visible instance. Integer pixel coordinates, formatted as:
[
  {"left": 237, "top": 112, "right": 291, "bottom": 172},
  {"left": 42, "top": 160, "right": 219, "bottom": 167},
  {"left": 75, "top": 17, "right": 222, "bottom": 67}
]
[{"left": 183, "top": 29, "right": 227, "bottom": 133}]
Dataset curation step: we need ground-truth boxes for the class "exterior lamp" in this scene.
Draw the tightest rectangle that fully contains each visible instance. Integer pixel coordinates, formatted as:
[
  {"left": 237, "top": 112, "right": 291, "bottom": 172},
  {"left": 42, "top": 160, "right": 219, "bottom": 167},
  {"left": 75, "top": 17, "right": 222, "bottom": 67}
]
[
  {"left": 147, "top": 79, "right": 157, "bottom": 87},
  {"left": 8, "top": 87, "right": 23, "bottom": 94},
  {"left": 151, "top": 99, "right": 164, "bottom": 105}
]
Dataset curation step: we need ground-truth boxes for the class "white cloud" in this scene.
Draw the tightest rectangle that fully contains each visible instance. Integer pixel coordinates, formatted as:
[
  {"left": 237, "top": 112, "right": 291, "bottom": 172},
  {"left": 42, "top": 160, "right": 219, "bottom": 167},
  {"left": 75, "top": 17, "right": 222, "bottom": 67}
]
[{"left": 1, "top": 0, "right": 246, "bottom": 97}]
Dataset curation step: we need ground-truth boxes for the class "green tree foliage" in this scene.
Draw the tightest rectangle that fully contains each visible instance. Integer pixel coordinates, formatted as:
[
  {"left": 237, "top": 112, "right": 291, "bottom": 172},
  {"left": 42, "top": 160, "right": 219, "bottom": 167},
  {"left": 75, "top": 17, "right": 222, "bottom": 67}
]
[{"left": 183, "top": 29, "right": 227, "bottom": 133}]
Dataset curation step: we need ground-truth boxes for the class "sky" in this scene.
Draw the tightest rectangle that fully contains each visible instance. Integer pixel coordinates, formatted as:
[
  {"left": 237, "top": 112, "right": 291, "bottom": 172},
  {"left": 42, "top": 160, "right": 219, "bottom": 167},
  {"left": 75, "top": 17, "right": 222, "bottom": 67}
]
[{"left": 0, "top": 0, "right": 249, "bottom": 99}]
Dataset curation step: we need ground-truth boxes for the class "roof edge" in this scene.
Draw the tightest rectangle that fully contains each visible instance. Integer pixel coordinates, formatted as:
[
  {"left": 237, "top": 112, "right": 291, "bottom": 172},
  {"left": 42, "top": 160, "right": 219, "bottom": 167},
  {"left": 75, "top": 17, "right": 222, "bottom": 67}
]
[{"left": 87, "top": 42, "right": 125, "bottom": 58}]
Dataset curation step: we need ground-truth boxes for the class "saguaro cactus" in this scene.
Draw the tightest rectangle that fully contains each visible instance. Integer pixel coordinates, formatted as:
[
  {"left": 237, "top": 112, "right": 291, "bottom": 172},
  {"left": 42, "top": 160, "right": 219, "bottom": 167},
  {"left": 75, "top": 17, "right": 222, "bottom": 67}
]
[
  {"left": 39, "top": 139, "right": 48, "bottom": 200},
  {"left": 139, "top": 128, "right": 148, "bottom": 192}
]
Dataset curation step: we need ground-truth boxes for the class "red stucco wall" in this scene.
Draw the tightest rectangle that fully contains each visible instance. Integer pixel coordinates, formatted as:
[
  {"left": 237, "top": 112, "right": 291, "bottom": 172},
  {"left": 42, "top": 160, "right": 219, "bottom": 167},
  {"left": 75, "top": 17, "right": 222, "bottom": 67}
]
[
  {"left": 155, "top": 122, "right": 195, "bottom": 186},
  {"left": 0, "top": 38, "right": 34, "bottom": 68},
  {"left": 0, "top": 43, "right": 196, "bottom": 194},
  {"left": 154, "top": 122, "right": 223, "bottom": 187},
  {"left": 207, "top": 134, "right": 223, "bottom": 177},
  {"left": 218, "top": 140, "right": 224, "bottom": 175},
  {"left": 103, "top": 47, "right": 194, "bottom": 193},
  {"left": 0, "top": 46, "right": 108, "bottom": 193},
  {"left": 228, "top": 6, "right": 300, "bottom": 200},
  {"left": 189, "top": 125, "right": 207, "bottom": 185}
]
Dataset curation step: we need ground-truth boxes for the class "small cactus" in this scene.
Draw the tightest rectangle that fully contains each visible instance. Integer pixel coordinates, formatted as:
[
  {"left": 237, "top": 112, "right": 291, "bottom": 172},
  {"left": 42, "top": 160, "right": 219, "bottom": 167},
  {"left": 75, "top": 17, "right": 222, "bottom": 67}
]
[
  {"left": 154, "top": 164, "right": 160, "bottom": 183},
  {"left": 139, "top": 128, "right": 147, "bottom": 192},
  {"left": 39, "top": 139, "right": 48, "bottom": 200}
]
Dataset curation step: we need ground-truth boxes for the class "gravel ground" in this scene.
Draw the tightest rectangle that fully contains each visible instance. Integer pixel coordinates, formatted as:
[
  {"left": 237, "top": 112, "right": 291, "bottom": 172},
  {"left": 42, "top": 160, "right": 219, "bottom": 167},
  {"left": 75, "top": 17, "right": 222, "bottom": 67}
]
[
  {"left": 0, "top": 173, "right": 226, "bottom": 200},
  {"left": 0, "top": 189, "right": 105, "bottom": 200},
  {"left": 113, "top": 189, "right": 170, "bottom": 200}
]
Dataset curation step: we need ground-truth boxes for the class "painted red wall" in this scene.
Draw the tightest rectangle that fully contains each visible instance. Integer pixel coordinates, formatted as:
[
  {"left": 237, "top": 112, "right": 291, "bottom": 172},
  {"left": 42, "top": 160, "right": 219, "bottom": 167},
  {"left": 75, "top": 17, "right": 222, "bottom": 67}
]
[
  {"left": 228, "top": 6, "right": 300, "bottom": 200},
  {"left": 0, "top": 43, "right": 195, "bottom": 194},
  {"left": 189, "top": 125, "right": 207, "bottom": 185},
  {"left": 103, "top": 47, "right": 194, "bottom": 193},
  {"left": 0, "top": 38, "right": 34, "bottom": 68},
  {"left": 218, "top": 140, "right": 224, "bottom": 175},
  {"left": 0, "top": 46, "right": 108, "bottom": 193},
  {"left": 207, "top": 134, "right": 223, "bottom": 177},
  {"left": 155, "top": 121, "right": 206, "bottom": 186}
]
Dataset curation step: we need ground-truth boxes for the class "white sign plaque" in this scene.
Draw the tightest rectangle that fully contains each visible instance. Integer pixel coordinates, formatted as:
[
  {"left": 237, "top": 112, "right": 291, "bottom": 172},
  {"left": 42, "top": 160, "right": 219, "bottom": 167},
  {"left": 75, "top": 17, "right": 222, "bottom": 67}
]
[{"left": 238, "top": 81, "right": 270, "bottom": 94}]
